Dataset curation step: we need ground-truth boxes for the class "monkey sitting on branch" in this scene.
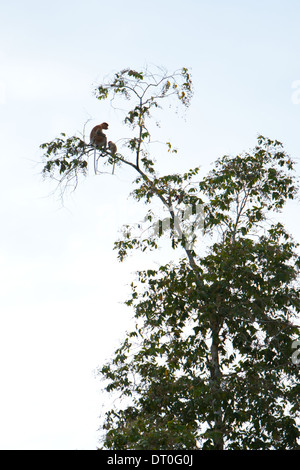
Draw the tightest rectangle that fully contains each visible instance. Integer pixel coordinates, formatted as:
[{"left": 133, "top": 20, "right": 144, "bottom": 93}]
[
  {"left": 89, "top": 122, "right": 118, "bottom": 174},
  {"left": 90, "top": 122, "right": 109, "bottom": 174},
  {"left": 90, "top": 122, "right": 109, "bottom": 150},
  {"left": 108, "top": 141, "right": 118, "bottom": 174}
]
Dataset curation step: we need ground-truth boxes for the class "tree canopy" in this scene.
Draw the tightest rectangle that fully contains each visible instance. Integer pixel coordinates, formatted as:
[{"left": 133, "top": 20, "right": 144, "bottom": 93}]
[{"left": 40, "top": 67, "right": 300, "bottom": 450}]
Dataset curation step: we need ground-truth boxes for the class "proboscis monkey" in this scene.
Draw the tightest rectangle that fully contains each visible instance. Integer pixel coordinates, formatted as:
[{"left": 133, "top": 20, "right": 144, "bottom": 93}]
[
  {"left": 90, "top": 122, "right": 109, "bottom": 149},
  {"left": 108, "top": 141, "right": 117, "bottom": 155},
  {"left": 108, "top": 141, "right": 117, "bottom": 174},
  {"left": 90, "top": 122, "right": 108, "bottom": 174}
]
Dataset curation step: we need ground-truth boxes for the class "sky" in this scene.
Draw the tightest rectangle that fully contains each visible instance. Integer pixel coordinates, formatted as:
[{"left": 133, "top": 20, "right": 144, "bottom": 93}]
[{"left": 0, "top": 0, "right": 300, "bottom": 450}]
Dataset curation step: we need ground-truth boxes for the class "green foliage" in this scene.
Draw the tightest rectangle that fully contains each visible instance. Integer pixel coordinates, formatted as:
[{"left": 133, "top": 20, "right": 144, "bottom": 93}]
[
  {"left": 40, "top": 134, "right": 89, "bottom": 191},
  {"left": 100, "top": 221, "right": 300, "bottom": 449},
  {"left": 197, "top": 136, "right": 298, "bottom": 239},
  {"left": 99, "top": 136, "right": 300, "bottom": 450}
]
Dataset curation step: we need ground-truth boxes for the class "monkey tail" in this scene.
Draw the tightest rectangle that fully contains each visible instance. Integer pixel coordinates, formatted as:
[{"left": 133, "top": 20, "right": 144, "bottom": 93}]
[{"left": 94, "top": 146, "right": 97, "bottom": 174}]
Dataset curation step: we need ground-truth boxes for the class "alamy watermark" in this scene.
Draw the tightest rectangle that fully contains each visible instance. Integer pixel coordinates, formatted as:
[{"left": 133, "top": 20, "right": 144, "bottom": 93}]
[
  {"left": 151, "top": 202, "right": 205, "bottom": 250},
  {"left": 292, "top": 339, "right": 300, "bottom": 366},
  {"left": 291, "top": 80, "right": 300, "bottom": 104}
]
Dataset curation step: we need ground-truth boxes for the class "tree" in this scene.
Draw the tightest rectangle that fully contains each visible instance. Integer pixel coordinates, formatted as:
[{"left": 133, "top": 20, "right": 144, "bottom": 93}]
[{"left": 40, "top": 67, "right": 300, "bottom": 450}]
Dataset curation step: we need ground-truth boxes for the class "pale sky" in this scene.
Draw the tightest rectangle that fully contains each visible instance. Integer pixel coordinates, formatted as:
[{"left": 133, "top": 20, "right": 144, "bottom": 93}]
[{"left": 0, "top": 0, "right": 300, "bottom": 450}]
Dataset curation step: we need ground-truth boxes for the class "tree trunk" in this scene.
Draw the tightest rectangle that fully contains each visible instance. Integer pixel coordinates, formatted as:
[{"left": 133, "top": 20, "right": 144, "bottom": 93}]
[{"left": 210, "top": 326, "right": 224, "bottom": 450}]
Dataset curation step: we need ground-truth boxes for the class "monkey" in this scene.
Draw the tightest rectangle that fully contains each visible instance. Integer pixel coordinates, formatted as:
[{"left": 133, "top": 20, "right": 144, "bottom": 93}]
[
  {"left": 108, "top": 141, "right": 117, "bottom": 174},
  {"left": 90, "top": 122, "right": 109, "bottom": 174},
  {"left": 90, "top": 122, "right": 109, "bottom": 149},
  {"left": 108, "top": 141, "right": 117, "bottom": 155}
]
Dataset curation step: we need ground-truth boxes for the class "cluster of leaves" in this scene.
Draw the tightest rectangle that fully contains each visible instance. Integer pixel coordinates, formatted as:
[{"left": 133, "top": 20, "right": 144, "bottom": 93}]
[
  {"left": 113, "top": 167, "right": 203, "bottom": 261},
  {"left": 40, "top": 133, "right": 90, "bottom": 192},
  {"left": 199, "top": 136, "right": 297, "bottom": 238},
  {"left": 95, "top": 67, "right": 193, "bottom": 109}
]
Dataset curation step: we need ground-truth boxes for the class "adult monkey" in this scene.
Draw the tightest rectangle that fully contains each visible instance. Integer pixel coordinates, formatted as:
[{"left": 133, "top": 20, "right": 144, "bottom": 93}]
[
  {"left": 90, "top": 122, "right": 109, "bottom": 174},
  {"left": 90, "top": 122, "right": 109, "bottom": 149}
]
